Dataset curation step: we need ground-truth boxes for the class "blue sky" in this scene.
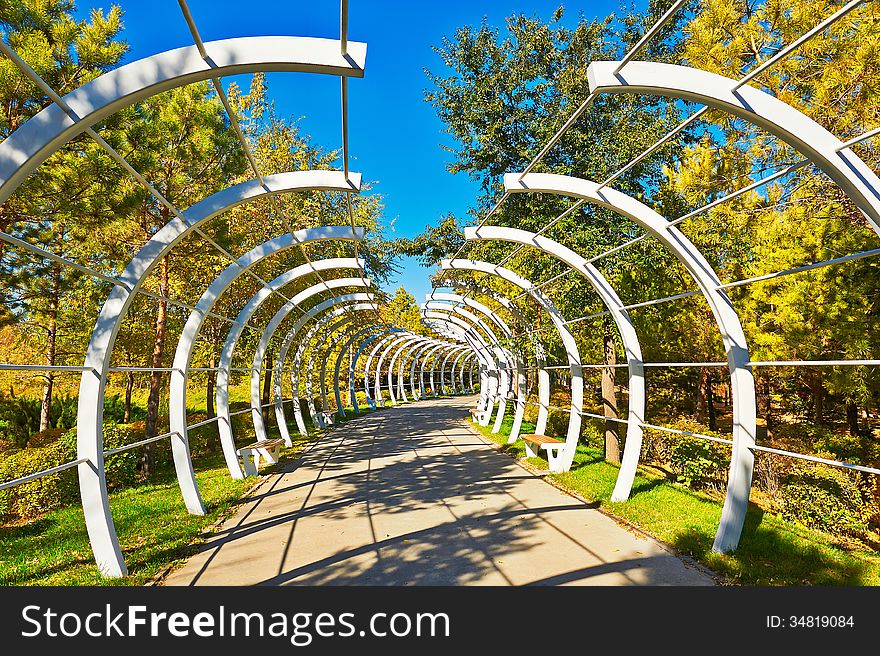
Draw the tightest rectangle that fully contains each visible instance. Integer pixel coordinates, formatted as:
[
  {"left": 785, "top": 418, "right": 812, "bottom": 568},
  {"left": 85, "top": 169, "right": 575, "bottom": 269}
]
[{"left": 75, "top": 0, "right": 626, "bottom": 303}]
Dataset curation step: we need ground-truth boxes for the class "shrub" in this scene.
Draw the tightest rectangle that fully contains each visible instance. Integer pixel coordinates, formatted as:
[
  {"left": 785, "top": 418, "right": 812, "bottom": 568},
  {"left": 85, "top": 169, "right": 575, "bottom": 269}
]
[
  {"left": 0, "top": 423, "right": 141, "bottom": 520},
  {"left": 780, "top": 463, "right": 872, "bottom": 539},
  {"left": 0, "top": 393, "right": 146, "bottom": 447},
  {"left": 670, "top": 436, "right": 729, "bottom": 491},
  {"left": 98, "top": 425, "right": 140, "bottom": 488},
  {"left": 0, "top": 437, "right": 77, "bottom": 519}
]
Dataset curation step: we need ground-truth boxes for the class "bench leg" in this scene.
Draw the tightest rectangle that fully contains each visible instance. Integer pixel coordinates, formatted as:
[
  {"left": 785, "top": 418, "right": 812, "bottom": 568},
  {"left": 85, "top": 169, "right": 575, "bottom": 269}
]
[
  {"left": 545, "top": 447, "right": 564, "bottom": 473},
  {"left": 241, "top": 452, "right": 259, "bottom": 477},
  {"left": 256, "top": 447, "right": 280, "bottom": 466},
  {"left": 523, "top": 441, "right": 538, "bottom": 458}
]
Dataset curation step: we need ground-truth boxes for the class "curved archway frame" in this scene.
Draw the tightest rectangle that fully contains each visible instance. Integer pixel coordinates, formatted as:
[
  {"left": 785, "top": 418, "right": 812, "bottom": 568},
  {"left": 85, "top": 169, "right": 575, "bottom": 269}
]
[
  {"left": 441, "top": 260, "right": 584, "bottom": 472},
  {"left": 504, "top": 171, "right": 756, "bottom": 553},
  {"left": 463, "top": 226, "right": 646, "bottom": 500}
]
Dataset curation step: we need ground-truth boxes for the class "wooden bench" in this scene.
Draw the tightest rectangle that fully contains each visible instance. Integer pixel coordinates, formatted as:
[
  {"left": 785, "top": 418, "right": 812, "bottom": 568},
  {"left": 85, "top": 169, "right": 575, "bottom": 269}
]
[
  {"left": 469, "top": 408, "right": 481, "bottom": 422},
  {"left": 320, "top": 411, "right": 335, "bottom": 426},
  {"left": 521, "top": 434, "right": 565, "bottom": 472},
  {"left": 237, "top": 438, "right": 284, "bottom": 477}
]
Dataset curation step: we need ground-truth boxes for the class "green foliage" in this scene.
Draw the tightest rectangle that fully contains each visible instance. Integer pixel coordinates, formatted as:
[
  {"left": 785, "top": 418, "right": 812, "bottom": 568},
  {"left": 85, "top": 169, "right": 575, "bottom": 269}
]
[
  {"left": 0, "top": 423, "right": 141, "bottom": 521},
  {"left": 0, "top": 433, "right": 76, "bottom": 519},
  {"left": 0, "top": 393, "right": 145, "bottom": 446},
  {"left": 670, "top": 436, "right": 729, "bottom": 490},
  {"left": 780, "top": 464, "right": 872, "bottom": 539}
]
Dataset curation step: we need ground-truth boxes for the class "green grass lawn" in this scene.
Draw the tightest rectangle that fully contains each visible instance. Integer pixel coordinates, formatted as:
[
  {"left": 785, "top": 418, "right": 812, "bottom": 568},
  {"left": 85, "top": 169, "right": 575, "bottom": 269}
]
[
  {"left": 473, "top": 414, "right": 880, "bottom": 586},
  {"left": 0, "top": 424, "right": 315, "bottom": 586}
]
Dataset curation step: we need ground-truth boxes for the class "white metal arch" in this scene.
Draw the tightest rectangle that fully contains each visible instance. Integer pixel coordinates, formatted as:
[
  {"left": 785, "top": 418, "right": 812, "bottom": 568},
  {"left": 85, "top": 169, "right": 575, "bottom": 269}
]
[
  {"left": 275, "top": 296, "right": 377, "bottom": 438},
  {"left": 393, "top": 338, "right": 431, "bottom": 402},
  {"left": 220, "top": 279, "right": 372, "bottom": 469},
  {"left": 440, "top": 260, "right": 584, "bottom": 472},
  {"left": 587, "top": 60, "right": 880, "bottom": 236},
  {"left": 306, "top": 314, "right": 376, "bottom": 422},
  {"left": 364, "top": 332, "right": 406, "bottom": 407},
  {"left": 445, "top": 283, "right": 542, "bottom": 443},
  {"left": 250, "top": 277, "right": 373, "bottom": 438},
  {"left": 422, "top": 311, "right": 498, "bottom": 422},
  {"left": 284, "top": 297, "right": 377, "bottom": 431},
  {"left": 463, "top": 225, "right": 646, "bottom": 502},
  {"left": 0, "top": 37, "right": 366, "bottom": 204},
  {"left": 423, "top": 300, "right": 515, "bottom": 431},
  {"left": 78, "top": 199, "right": 360, "bottom": 579},
  {"left": 334, "top": 325, "right": 384, "bottom": 416},
  {"left": 171, "top": 245, "right": 363, "bottom": 479},
  {"left": 504, "top": 171, "right": 755, "bottom": 553}
]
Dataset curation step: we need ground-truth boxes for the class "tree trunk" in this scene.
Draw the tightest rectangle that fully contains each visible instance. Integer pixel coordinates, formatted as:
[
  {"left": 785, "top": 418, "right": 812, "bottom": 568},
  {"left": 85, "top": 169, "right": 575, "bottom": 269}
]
[
  {"left": 706, "top": 372, "right": 717, "bottom": 431},
  {"left": 811, "top": 372, "right": 825, "bottom": 425},
  {"left": 123, "top": 370, "right": 134, "bottom": 423},
  {"left": 39, "top": 261, "right": 61, "bottom": 433},
  {"left": 205, "top": 349, "right": 217, "bottom": 449},
  {"left": 602, "top": 317, "right": 620, "bottom": 464},
  {"left": 262, "top": 350, "right": 272, "bottom": 425},
  {"left": 206, "top": 350, "right": 216, "bottom": 420},
  {"left": 142, "top": 254, "right": 170, "bottom": 478},
  {"left": 696, "top": 366, "right": 717, "bottom": 430},
  {"left": 846, "top": 401, "right": 860, "bottom": 436},
  {"left": 757, "top": 373, "right": 772, "bottom": 429}
]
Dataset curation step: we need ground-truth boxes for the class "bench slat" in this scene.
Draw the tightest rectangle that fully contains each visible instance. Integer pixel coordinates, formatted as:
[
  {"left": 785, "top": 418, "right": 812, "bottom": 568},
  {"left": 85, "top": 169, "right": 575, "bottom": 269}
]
[
  {"left": 238, "top": 438, "right": 284, "bottom": 452},
  {"left": 522, "top": 433, "right": 562, "bottom": 446}
]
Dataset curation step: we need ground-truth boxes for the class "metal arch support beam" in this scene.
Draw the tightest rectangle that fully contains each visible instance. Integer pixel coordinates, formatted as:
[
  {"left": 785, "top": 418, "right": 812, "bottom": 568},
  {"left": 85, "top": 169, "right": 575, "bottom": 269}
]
[
  {"left": 424, "top": 301, "right": 515, "bottom": 431},
  {"left": 274, "top": 299, "right": 374, "bottom": 438},
  {"left": 172, "top": 250, "right": 364, "bottom": 470},
  {"left": 409, "top": 340, "right": 441, "bottom": 399},
  {"left": 441, "top": 259, "right": 584, "bottom": 471},
  {"left": 375, "top": 335, "right": 414, "bottom": 406},
  {"left": 451, "top": 350, "right": 470, "bottom": 394},
  {"left": 587, "top": 60, "right": 880, "bottom": 237},
  {"left": 423, "top": 312, "right": 497, "bottom": 405},
  {"left": 393, "top": 338, "right": 428, "bottom": 402},
  {"left": 365, "top": 333, "right": 406, "bottom": 407},
  {"left": 434, "top": 345, "right": 462, "bottom": 396},
  {"left": 505, "top": 171, "right": 756, "bottom": 553},
  {"left": 352, "top": 328, "right": 403, "bottom": 412},
  {"left": 464, "top": 225, "right": 646, "bottom": 502},
  {"left": 423, "top": 304, "right": 513, "bottom": 426},
  {"left": 250, "top": 277, "right": 373, "bottom": 440},
  {"left": 281, "top": 297, "right": 377, "bottom": 432},
  {"left": 77, "top": 183, "right": 360, "bottom": 580},
  {"left": 388, "top": 336, "right": 430, "bottom": 404},
  {"left": 427, "top": 308, "right": 509, "bottom": 424},
  {"left": 448, "top": 284, "right": 538, "bottom": 443},
  {"left": 428, "top": 292, "right": 515, "bottom": 340},
  {"left": 362, "top": 332, "right": 402, "bottom": 408},
  {"left": 334, "top": 325, "right": 383, "bottom": 416},
  {"left": 373, "top": 335, "right": 406, "bottom": 405},
  {"left": 412, "top": 340, "right": 453, "bottom": 399},
  {"left": 223, "top": 278, "right": 372, "bottom": 465},
  {"left": 306, "top": 305, "right": 378, "bottom": 426},
  {"left": 402, "top": 339, "right": 439, "bottom": 401},
  {"left": 423, "top": 312, "right": 497, "bottom": 421},
  {"left": 420, "top": 344, "right": 449, "bottom": 397},
  {"left": 281, "top": 301, "right": 368, "bottom": 433},
  {"left": 307, "top": 313, "right": 374, "bottom": 421},
  {"left": 427, "top": 290, "right": 523, "bottom": 434},
  {"left": 431, "top": 343, "right": 468, "bottom": 396},
  {"left": 421, "top": 325, "right": 474, "bottom": 397},
  {"left": 0, "top": 37, "right": 366, "bottom": 204}
]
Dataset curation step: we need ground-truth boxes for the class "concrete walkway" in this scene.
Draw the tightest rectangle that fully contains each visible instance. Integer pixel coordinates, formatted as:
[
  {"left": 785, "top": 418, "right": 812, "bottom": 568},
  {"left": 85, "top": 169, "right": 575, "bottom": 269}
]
[{"left": 164, "top": 396, "right": 714, "bottom": 586}]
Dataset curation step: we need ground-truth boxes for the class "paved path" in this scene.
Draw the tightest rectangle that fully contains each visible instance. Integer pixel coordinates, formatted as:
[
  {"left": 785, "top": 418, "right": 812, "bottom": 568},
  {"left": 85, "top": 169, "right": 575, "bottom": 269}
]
[{"left": 164, "top": 396, "right": 714, "bottom": 586}]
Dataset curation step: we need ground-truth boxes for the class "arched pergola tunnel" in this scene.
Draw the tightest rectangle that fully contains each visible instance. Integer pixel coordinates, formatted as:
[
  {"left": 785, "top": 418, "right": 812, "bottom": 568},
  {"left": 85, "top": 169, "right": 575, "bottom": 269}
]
[{"left": 1, "top": 0, "right": 879, "bottom": 579}]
